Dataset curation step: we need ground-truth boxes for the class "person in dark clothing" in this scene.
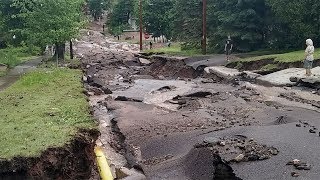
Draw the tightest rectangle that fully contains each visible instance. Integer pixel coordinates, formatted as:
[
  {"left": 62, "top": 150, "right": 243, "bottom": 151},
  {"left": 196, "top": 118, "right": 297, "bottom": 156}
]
[
  {"left": 149, "top": 41, "right": 153, "bottom": 49},
  {"left": 224, "top": 36, "right": 233, "bottom": 62}
]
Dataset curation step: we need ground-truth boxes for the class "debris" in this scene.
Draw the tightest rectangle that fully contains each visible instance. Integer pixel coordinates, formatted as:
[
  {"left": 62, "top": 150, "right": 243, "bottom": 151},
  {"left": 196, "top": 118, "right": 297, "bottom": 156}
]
[
  {"left": 291, "top": 172, "right": 300, "bottom": 177},
  {"left": 218, "top": 141, "right": 226, "bottom": 146},
  {"left": 293, "top": 159, "right": 301, "bottom": 165},
  {"left": 296, "top": 163, "right": 312, "bottom": 170},
  {"left": 309, "top": 129, "right": 316, "bottom": 133},
  {"left": 234, "top": 154, "right": 245, "bottom": 162},
  {"left": 115, "top": 96, "right": 143, "bottom": 102}
]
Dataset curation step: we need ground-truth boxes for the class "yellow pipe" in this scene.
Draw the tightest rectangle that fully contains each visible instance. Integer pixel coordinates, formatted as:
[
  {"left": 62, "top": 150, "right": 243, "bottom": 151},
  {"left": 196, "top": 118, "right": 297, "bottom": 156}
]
[{"left": 94, "top": 146, "right": 114, "bottom": 180}]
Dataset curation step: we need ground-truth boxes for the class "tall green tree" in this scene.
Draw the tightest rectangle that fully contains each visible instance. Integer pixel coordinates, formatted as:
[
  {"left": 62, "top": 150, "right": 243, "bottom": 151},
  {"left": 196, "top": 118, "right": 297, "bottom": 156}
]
[
  {"left": 13, "top": 0, "right": 85, "bottom": 60},
  {"left": 108, "top": 0, "right": 136, "bottom": 35},
  {"left": 209, "top": 0, "right": 269, "bottom": 52},
  {"left": 0, "top": 0, "right": 26, "bottom": 47},
  {"left": 142, "top": 0, "right": 174, "bottom": 39},
  {"left": 173, "top": 0, "right": 202, "bottom": 50},
  {"left": 88, "top": 0, "right": 109, "bottom": 21},
  {"left": 267, "top": 0, "right": 320, "bottom": 49}
]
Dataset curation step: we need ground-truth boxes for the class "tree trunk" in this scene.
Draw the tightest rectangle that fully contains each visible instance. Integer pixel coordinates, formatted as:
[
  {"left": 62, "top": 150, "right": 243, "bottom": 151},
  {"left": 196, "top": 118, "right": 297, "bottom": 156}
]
[
  {"left": 70, "top": 40, "right": 74, "bottom": 60},
  {"left": 55, "top": 43, "right": 65, "bottom": 60}
]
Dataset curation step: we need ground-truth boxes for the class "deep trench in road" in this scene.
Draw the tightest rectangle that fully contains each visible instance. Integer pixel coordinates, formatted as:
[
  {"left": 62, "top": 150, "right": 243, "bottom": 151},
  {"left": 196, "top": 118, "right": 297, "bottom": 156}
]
[{"left": 77, "top": 22, "right": 320, "bottom": 180}]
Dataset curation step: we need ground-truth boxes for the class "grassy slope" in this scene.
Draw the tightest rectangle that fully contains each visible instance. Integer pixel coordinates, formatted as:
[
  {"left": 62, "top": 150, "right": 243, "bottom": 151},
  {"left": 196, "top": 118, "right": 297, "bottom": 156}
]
[
  {"left": 0, "top": 69, "right": 95, "bottom": 159},
  {"left": 144, "top": 43, "right": 202, "bottom": 56},
  {"left": 241, "top": 48, "right": 320, "bottom": 63}
]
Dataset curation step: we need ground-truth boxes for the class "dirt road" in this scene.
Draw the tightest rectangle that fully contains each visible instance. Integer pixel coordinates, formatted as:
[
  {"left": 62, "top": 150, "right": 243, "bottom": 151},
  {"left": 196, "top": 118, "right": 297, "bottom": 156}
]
[{"left": 76, "top": 22, "right": 320, "bottom": 180}]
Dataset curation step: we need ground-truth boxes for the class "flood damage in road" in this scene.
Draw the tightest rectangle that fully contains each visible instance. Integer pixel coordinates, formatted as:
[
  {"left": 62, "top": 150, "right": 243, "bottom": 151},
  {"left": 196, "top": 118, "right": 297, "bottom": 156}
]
[{"left": 75, "top": 23, "right": 320, "bottom": 180}]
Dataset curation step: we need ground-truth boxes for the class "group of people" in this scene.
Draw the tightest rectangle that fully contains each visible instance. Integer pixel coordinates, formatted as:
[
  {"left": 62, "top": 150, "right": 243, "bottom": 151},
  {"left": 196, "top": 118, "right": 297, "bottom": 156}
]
[{"left": 225, "top": 36, "right": 315, "bottom": 76}]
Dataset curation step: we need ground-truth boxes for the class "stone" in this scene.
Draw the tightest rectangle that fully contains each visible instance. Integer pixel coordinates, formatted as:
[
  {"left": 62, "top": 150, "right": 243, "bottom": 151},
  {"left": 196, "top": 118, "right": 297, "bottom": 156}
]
[
  {"left": 247, "top": 154, "right": 260, "bottom": 161},
  {"left": 138, "top": 58, "right": 151, "bottom": 65},
  {"left": 236, "top": 143, "right": 245, "bottom": 150},
  {"left": 102, "top": 87, "right": 113, "bottom": 94},
  {"left": 83, "top": 75, "right": 88, "bottom": 82},
  {"left": 219, "top": 141, "right": 226, "bottom": 146},
  {"left": 296, "top": 164, "right": 312, "bottom": 170},
  {"left": 204, "top": 66, "right": 242, "bottom": 80},
  {"left": 87, "top": 75, "right": 93, "bottom": 83},
  {"left": 269, "top": 148, "right": 279, "bottom": 155},
  {"left": 242, "top": 71, "right": 262, "bottom": 80},
  {"left": 296, "top": 124, "right": 302, "bottom": 127},
  {"left": 203, "top": 137, "right": 220, "bottom": 145},
  {"left": 293, "top": 159, "right": 301, "bottom": 165},
  {"left": 116, "top": 167, "right": 147, "bottom": 180},
  {"left": 87, "top": 92, "right": 95, "bottom": 96},
  {"left": 234, "top": 154, "right": 245, "bottom": 162},
  {"left": 290, "top": 76, "right": 299, "bottom": 82},
  {"left": 309, "top": 129, "right": 316, "bottom": 133},
  {"left": 291, "top": 172, "right": 300, "bottom": 177},
  {"left": 88, "top": 87, "right": 104, "bottom": 95}
]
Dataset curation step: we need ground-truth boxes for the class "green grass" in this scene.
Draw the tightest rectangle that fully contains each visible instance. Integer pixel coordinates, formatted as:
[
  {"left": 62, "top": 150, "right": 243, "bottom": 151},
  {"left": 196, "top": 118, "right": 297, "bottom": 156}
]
[
  {"left": 241, "top": 48, "right": 320, "bottom": 63},
  {"left": 0, "top": 68, "right": 96, "bottom": 160},
  {"left": 0, "top": 47, "right": 40, "bottom": 69},
  {"left": 144, "top": 43, "right": 202, "bottom": 56}
]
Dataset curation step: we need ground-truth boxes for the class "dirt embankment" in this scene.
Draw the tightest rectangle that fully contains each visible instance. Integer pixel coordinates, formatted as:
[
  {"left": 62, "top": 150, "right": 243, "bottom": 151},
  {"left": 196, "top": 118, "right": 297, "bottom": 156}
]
[
  {"left": 0, "top": 130, "right": 99, "bottom": 179},
  {"left": 141, "top": 56, "right": 199, "bottom": 79},
  {"left": 227, "top": 58, "right": 320, "bottom": 74}
]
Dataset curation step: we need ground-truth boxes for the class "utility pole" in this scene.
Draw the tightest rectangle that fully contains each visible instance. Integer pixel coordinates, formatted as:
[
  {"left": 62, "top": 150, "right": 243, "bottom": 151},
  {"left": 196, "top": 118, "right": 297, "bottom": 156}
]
[
  {"left": 139, "top": 0, "right": 143, "bottom": 51},
  {"left": 202, "top": 0, "right": 207, "bottom": 55}
]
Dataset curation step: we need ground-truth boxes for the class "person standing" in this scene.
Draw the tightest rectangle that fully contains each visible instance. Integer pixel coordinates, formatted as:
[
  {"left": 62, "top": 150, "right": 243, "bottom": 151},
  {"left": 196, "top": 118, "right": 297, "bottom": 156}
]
[
  {"left": 224, "top": 36, "right": 233, "bottom": 62},
  {"left": 149, "top": 41, "right": 153, "bottom": 49},
  {"left": 304, "top": 39, "right": 315, "bottom": 76}
]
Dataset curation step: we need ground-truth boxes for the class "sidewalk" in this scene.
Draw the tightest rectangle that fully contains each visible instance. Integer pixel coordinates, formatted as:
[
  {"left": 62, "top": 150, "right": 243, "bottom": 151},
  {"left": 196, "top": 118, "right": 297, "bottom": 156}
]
[
  {"left": 0, "top": 57, "right": 41, "bottom": 91},
  {"left": 257, "top": 67, "right": 320, "bottom": 86}
]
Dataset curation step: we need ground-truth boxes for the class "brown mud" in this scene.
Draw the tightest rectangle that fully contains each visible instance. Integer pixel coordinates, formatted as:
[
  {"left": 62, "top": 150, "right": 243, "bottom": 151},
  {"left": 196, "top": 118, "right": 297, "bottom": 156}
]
[{"left": 0, "top": 130, "right": 99, "bottom": 180}]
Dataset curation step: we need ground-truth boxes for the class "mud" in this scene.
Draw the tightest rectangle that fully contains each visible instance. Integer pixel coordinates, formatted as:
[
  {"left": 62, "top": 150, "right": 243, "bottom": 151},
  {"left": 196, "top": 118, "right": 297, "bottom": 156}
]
[
  {"left": 77, "top": 22, "right": 320, "bottom": 179},
  {"left": 141, "top": 56, "right": 198, "bottom": 79},
  {"left": 0, "top": 130, "right": 99, "bottom": 180}
]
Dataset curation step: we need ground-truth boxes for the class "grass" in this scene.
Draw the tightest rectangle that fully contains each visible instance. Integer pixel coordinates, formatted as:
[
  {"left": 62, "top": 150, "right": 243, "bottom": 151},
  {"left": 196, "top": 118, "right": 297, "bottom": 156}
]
[
  {"left": 144, "top": 43, "right": 202, "bottom": 56},
  {"left": 241, "top": 48, "right": 320, "bottom": 63},
  {"left": 0, "top": 68, "right": 96, "bottom": 159},
  {"left": 39, "top": 56, "right": 82, "bottom": 68}
]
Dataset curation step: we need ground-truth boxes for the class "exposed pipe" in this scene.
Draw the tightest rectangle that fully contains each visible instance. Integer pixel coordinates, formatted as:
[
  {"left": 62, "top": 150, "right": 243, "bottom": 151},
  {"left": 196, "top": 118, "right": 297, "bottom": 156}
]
[{"left": 94, "top": 146, "right": 114, "bottom": 180}]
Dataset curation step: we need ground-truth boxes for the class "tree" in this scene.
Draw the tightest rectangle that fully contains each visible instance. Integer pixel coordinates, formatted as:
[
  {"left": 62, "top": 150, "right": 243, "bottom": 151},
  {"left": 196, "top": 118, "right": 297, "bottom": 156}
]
[
  {"left": 13, "top": 0, "right": 84, "bottom": 60},
  {"left": 208, "top": 0, "right": 269, "bottom": 52},
  {"left": 107, "top": 0, "right": 136, "bottom": 35},
  {"left": 0, "top": 0, "right": 27, "bottom": 47},
  {"left": 173, "top": 0, "right": 202, "bottom": 50},
  {"left": 88, "top": 0, "right": 109, "bottom": 21},
  {"left": 267, "top": 0, "right": 320, "bottom": 49},
  {"left": 142, "top": 0, "right": 174, "bottom": 40}
]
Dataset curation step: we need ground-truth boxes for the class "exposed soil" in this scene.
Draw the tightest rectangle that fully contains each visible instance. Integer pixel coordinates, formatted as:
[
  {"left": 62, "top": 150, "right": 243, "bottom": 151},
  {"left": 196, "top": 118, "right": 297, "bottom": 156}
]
[
  {"left": 141, "top": 56, "right": 199, "bottom": 79},
  {"left": 0, "top": 129, "right": 99, "bottom": 179},
  {"left": 227, "top": 58, "right": 320, "bottom": 74}
]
